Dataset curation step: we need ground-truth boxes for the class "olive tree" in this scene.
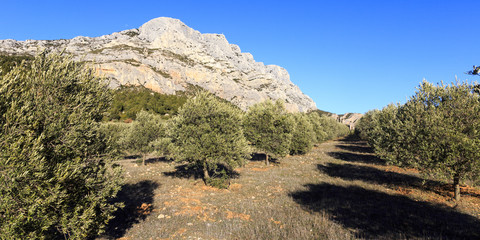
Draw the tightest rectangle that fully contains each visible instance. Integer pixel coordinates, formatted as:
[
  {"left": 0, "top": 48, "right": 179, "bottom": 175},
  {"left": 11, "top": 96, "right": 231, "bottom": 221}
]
[
  {"left": 169, "top": 91, "right": 250, "bottom": 183},
  {"left": 360, "top": 80, "right": 480, "bottom": 201},
  {"left": 0, "top": 52, "right": 123, "bottom": 239},
  {"left": 307, "top": 111, "right": 328, "bottom": 143},
  {"left": 243, "top": 100, "right": 294, "bottom": 165},
  {"left": 401, "top": 80, "right": 480, "bottom": 201},
  {"left": 289, "top": 113, "right": 315, "bottom": 155},
  {"left": 118, "top": 110, "right": 165, "bottom": 165}
]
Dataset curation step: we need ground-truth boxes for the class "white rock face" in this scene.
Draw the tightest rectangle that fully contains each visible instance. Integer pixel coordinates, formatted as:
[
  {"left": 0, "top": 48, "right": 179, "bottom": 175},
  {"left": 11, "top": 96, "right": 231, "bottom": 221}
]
[
  {"left": 331, "top": 113, "right": 363, "bottom": 130},
  {"left": 0, "top": 17, "right": 317, "bottom": 112}
]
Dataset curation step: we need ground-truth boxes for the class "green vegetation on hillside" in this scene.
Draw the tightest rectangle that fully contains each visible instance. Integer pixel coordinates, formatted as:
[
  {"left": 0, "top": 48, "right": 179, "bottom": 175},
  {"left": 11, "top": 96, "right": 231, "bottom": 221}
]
[{"left": 107, "top": 85, "right": 188, "bottom": 120}]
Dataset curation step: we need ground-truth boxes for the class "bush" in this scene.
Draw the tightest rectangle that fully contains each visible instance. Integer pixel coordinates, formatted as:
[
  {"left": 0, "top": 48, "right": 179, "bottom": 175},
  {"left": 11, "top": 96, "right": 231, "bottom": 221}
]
[{"left": 0, "top": 52, "right": 123, "bottom": 239}]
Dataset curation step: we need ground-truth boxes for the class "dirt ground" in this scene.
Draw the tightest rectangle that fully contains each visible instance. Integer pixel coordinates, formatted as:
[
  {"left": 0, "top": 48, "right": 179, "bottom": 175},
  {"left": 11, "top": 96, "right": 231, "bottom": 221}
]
[{"left": 97, "top": 137, "right": 480, "bottom": 240}]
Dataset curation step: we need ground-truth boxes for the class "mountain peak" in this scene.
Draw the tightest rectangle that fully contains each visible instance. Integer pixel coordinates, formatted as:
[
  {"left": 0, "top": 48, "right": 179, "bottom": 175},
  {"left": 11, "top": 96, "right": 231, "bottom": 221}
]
[{"left": 0, "top": 17, "right": 317, "bottom": 112}]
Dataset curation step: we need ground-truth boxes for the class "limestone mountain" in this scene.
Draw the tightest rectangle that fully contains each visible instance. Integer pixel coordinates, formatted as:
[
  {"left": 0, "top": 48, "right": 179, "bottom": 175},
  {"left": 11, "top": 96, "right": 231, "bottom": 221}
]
[{"left": 0, "top": 17, "right": 317, "bottom": 112}]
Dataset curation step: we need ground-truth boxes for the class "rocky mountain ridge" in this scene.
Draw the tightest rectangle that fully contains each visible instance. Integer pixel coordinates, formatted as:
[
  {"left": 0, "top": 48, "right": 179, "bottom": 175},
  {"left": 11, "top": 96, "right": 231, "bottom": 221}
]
[{"left": 0, "top": 17, "right": 317, "bottom": 112}]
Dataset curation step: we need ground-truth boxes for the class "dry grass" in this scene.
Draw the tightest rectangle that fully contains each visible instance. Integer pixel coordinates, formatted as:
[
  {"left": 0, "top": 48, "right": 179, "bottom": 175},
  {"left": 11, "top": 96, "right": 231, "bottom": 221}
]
[{"left": 97, "top": 137, "right": 480, "bottom": 240}]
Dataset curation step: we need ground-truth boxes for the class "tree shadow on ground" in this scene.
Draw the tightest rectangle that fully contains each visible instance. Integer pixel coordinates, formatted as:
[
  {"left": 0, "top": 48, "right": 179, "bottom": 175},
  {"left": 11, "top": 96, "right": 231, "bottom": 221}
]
[
  {"left": 290, "top": 183, "right": 480, "bottom": 239},
  {"left": 102, "top": 180, "right": 159, "bottom": 239},
  {"left": 337, "top": 134, "right": 362, "bottom": 143},
  {"left": 335, "top": 144, "right": 374, "bottom": 154},
  {"left": 163, "top": 163, "right": 240, "bottom": 180},
  {"left": 327, "top": 151, "right": 385, "bottom": 165},
  {"left": 317, "top": 163, "right": 458, "bottom": 198},
  {"left": 145, "top": 156, "right": 171, "bottom": 164},
  {"left": 249, "top": 153, "right": 280, "bottom": 164},
  {"left": 118, "top": 155, "right": 171, "bottom": 165}
]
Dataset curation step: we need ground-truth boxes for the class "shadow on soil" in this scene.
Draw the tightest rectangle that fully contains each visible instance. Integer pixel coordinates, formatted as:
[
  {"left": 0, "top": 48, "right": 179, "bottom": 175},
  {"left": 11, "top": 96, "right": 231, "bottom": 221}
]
[
  {"left": 250, "top": 153, "right": 279, "bottom": 164},
  {"left": 329, "top": 136, "right": 384, "bottom": 164},
  {"left": 289, "top": 136, "right": 480, "bottom": 239},
  {"left": 163, "top": 163, "right": 240, "bottom": 180},
  {"left": 335, "top": 144, "right": 374, "bottom": 154},
  {"left": 102, "top": 180, "right": 159, "bottom": 239},
  {"left": 290, "top": 183, "right": 480, "bottom": 239},
  {"left": 318, "top": 163, "right": 449, "bottom": 196},
  {"left": 327, "top": 151, "right": 385, "bottom": 165}
]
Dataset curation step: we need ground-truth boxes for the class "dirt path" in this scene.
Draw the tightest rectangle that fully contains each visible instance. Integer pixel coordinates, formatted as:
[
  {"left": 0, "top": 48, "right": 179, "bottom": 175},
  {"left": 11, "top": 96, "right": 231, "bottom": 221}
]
[{"left": 98, "top": 137, "right": 480, "bottom": 240}]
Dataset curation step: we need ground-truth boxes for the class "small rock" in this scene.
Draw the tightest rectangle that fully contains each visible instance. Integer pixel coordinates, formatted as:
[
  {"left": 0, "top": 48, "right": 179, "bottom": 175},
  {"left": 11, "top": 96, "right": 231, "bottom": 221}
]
[
  {"left": 158, "top": 214, "right": 165, "bottom": 219},
  {"left": 187, "top": 222, "right": 193, "bottom": 226}
]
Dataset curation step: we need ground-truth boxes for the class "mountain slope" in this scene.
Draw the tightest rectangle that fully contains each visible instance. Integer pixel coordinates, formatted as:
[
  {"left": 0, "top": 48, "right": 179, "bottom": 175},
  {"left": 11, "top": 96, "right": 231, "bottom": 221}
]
[{"left": 0, "top": 17, "right": 317, "bottom": 112}]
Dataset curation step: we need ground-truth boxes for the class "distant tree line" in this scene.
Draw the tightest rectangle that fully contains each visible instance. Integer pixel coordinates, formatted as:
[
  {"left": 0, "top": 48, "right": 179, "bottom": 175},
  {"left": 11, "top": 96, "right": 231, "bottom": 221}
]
[
  {"left": 107, "top": 85, "right": 188, "bottom": 121},
  {"left": 356, "top": 80, "right": 480, "bottom": 201},
  {"left": 104, "top": 93, "right": 350, "bottom": 188}
]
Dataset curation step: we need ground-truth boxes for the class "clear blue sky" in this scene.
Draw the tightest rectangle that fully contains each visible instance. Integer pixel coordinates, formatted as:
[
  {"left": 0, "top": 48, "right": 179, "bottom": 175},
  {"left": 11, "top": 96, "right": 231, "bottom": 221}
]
[{"left": 1, "top": 0, "right": 479, "bottom": 114}]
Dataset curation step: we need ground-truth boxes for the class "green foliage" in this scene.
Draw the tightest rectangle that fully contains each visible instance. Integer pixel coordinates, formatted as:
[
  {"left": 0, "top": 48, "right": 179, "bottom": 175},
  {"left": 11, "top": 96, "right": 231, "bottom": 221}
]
[
  {"left": 98, "top": 121, "right": 130, "bottom": 156},
  {"left": 0, "top": 55, "right": 34, "bottom": 76},
  {"left": 0, "top": 52, "right": 123, "bottom": 239},
  {"left": 307, "top": 111, "right": 328, "bottom": 143},
  {"left": 205, "top": 169, "right": 231, "bottom": 189},
  {"left": 357, "top": 80, "right": 480, "bottom": 200},
  {"left": 316, "top": 114, "right": 350, "bottom": 140},
  {"left": 289, "top": 113, "right": 316, "bottom": 155},
  {"left": 118, "top": 110, "right": 166, "bottom": 165},
  {"left": 107, "top": 85, "right": 187, "bottom": 120},
  {"left": 243, "top": 100, "right": 294, "bottom": 163},
  {"left": 169, "top": 91, "right": 250, "bottom": 183}
]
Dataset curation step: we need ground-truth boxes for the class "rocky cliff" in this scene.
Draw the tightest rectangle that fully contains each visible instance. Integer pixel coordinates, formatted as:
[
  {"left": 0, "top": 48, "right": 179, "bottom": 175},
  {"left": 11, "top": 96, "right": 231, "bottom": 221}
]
[
  {"left": 332, "top": 113, "right": 363, "bottom": 130},
  {"left": 0, "top": 17, "right": 317, "bottom": 112}
]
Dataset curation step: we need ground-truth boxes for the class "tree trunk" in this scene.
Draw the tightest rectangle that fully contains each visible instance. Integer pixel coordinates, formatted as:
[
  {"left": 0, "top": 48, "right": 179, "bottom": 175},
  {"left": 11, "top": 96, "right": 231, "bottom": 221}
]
[
  {"left": 265, "top": 153, "right": 269, "bottom": 166},
  {"left": 454, "top": 174, "right": 461, "bottom": 201},
  {"left": 203, "top": 161, "right": 210, "bottom": 182},
  {"left": 142, "top": 154, "right": 146, "bottom": 166}
]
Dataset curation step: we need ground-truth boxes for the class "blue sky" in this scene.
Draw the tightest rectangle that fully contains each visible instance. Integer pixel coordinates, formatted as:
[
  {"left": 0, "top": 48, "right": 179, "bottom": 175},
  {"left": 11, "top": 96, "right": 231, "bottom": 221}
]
[{"left": 1, "top": 0, "right": 479, "bottom": 114}]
